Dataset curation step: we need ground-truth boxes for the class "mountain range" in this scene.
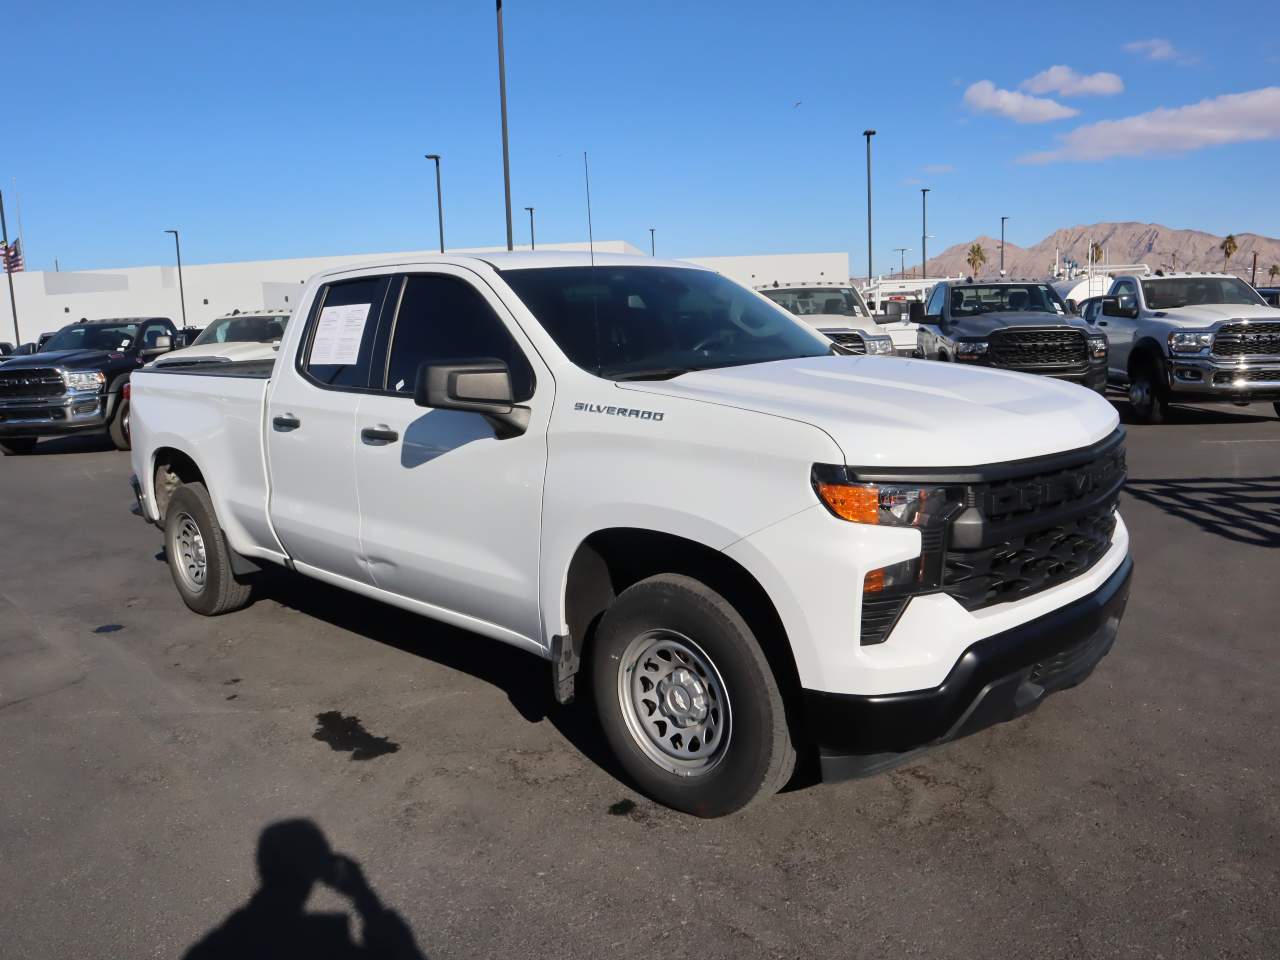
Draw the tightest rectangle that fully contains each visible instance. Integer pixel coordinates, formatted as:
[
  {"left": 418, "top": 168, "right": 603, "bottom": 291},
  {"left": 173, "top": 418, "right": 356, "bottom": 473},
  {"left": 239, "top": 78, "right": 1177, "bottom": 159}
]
[{"left": 905, "top": 222, "right": 1280, "bottom": 284}]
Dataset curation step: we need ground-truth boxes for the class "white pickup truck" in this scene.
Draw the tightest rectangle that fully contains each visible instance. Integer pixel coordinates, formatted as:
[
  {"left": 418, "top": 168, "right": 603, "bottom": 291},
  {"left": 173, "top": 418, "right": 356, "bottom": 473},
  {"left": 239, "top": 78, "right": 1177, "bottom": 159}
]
[{"left": 130, "top": 252, "right": 1133, "bottom": 816}]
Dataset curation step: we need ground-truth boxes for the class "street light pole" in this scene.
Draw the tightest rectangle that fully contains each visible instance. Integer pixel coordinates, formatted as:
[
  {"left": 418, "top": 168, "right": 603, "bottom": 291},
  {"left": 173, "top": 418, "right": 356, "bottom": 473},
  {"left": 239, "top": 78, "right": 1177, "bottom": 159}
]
[
  {"left": 425, "top": 154, "right": 444, "bottom": 253},
  {"left": 920, "top": 188, "right": 930, "bottom": 280},
  {"left": 0, "top": 190, "right": 18, "bottom": 340},
  {"left": 893, "top": 247, "right": 908, "bottom": 278},
  {"left": 1000, "top": 216, "right": 1009, "bottom": 276},
  {"left": 525, "top": 206, "right": 535, "bottom": 250},
  {"left": 863, "top": 129, "right": 875, "bottom": 283},
  {"left": 649, "top": 228, "right": 656, "bottom": 256},
  {"left": 163, "top": 229, "right": 188, "bottom": 329},
  {"left": 495, "top": 0, "right": 514, "bottom": 251}
]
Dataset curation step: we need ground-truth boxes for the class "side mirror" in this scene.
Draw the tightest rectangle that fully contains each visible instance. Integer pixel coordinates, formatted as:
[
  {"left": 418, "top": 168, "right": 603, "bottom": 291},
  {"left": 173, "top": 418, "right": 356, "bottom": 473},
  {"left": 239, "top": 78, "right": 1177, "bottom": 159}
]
[
  {"left": 907, "top": 301, "right": 925, "bottom": 323},
  {"left": 1065, "top": 299, "right": 1078, "bottom": 314},
  {"left": 1101, "top": 296, "right": 1138, "bottom": 320},
  {"left": 414, "top": 359, "right": 529, "bottom": 437},
  {"left": 140, "top": 335, "right": 173, "bottom": 358}
]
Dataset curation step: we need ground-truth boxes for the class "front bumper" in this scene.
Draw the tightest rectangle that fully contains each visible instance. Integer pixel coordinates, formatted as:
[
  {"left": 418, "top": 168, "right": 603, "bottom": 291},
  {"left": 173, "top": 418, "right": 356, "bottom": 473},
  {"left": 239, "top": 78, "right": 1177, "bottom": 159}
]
[
  {"left": 803, "top": 554, "right": 1132, "bottom": 780},
  {"left": 0, "top": 393, "right": 110, "bottom": 436},
  {"left": 1166, "top": 356, "right": 1280, "bottom": 400}
]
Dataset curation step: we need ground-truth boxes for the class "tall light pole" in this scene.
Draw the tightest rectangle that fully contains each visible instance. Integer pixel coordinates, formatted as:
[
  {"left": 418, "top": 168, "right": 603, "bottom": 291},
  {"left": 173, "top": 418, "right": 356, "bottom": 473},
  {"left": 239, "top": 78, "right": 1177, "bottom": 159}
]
[
  {"left": 1000, "top": 216, "right": 1009, "bottom": 276},
  {"left": 649, "top": 228, "right": 656, "bottom": 256},
  {"left": 920, "top": 188, "right": 930, "bottom": 280},
  {"left": 893, "top": 247, "right": 909, "bottom": 278},
  {"left": 495, "top": 0, "right": 514, "bottom": 251},
  {"left": 424, "top": 154, "right": 444, "bottom": 253},
  {"left": 0, "top": 190, "right": 18, "bottom": 339},
  {"left": 163, "top": 229, "right": 188, "bottom": 329},
  {"left": 525, "top": 206, "right": 535, "bottom": 250},
  {"left": 863, "top": 130, "right": 875, "bottom": 283}
]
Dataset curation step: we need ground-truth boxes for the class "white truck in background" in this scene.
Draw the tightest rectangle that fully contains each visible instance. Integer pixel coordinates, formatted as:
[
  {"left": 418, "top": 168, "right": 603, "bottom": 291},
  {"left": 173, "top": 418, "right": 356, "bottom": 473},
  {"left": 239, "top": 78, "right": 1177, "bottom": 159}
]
[
  {"left": 758, "top": 282, "right": 918, "bottom": 356},
  {"left": 130, "top": 252, "right": 1133, "bottom": 816}
]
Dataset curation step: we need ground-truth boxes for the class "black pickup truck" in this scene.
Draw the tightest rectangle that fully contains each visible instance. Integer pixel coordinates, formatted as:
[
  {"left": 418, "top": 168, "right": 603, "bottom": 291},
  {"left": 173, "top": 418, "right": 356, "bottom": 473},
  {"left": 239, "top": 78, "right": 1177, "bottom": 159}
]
[
  {"left": 912, "top": 279, "right": 1108, "bottom": 392},
  {"left": 0, "top": 317, "right": 179, "bottom": 454}
]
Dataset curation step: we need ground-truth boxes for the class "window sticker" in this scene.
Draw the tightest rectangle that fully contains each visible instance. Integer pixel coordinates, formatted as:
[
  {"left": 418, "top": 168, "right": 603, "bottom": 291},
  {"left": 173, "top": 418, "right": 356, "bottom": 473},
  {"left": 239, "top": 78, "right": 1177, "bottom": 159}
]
[{"left": 310, "top": 303, "right": 371, "bottom": 366}]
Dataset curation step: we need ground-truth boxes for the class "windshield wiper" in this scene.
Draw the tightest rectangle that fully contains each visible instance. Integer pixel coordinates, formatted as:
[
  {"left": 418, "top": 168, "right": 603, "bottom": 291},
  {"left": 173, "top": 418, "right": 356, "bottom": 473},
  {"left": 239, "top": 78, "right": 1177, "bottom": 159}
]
[{"left": 607, "top": 367, "right": 697, "bottom": 381}]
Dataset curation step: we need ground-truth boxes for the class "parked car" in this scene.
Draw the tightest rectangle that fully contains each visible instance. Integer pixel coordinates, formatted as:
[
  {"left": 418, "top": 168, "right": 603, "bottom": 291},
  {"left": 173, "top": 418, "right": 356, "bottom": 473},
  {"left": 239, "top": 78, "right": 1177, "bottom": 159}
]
[
  {"left": 0, "top": 316, "right": 178, "bottom": 454},
  {"left": 913, "top": 279, "right": 1108, "bottom": 393},
  {"left": 151, "top": 310, "right": 290, "bottom": 368},
  {"left": 130, "top": 253, "right": 1132, "bottom": 816},
  {"left": 1253, "top": 286, "right": 1280, "bottom": 308},
  {"left": 1099, "top": 271, "right": 1280, "bottom": 423},
  {"left": 756, "top": 283, "right": 894, "bottom": 355}
]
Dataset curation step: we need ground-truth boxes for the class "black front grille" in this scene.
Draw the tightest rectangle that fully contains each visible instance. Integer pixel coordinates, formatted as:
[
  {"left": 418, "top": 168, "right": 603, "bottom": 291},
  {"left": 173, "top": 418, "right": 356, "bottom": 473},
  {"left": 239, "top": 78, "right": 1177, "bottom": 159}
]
[
  {"left": 1212, "top": 322, "right": 1280, "bottom": 358},
  {"left": 826, "top": 332, "right": 866, "bottom": 354},
  {"left": 1212, "top": 368, "right": 1280, "bottom": 384},
  {"left": 0, "top": 368, "right": 65, "bottom": 399},
  {"left": 988, "top": 328, "right": 1087, "bottom": 367},
  {"left": 943, "top": 504, "right": 1117, "bottom": 610}
]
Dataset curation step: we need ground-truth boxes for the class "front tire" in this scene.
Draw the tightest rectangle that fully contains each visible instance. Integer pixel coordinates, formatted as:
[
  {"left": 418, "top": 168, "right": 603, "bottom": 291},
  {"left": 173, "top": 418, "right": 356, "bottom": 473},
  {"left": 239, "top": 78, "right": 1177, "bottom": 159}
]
[
  {"left": 109, "top": 397, "right": 131, "bottom": 451},
  {"left": 1127, "top": 359, "right": 1169, "bottom": 425},
  {"left": 591, "top": 574, "right": 795, "bottom": 817},
  {"left": 0, "top": 437, "right": 38, "bottom": 455},
  {"left": 164, "top": 482, "right": 253, "bottom": 616}
]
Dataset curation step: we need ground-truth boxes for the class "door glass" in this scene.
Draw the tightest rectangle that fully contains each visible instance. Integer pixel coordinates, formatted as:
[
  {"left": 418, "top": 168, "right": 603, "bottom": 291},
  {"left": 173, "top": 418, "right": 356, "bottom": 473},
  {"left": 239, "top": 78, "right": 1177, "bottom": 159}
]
[
  {"left": 383, "top": 274, "right": 535, "bottom": 399},
  {"left": 301, "top": 276, "right": 390, "bottom": 389}
]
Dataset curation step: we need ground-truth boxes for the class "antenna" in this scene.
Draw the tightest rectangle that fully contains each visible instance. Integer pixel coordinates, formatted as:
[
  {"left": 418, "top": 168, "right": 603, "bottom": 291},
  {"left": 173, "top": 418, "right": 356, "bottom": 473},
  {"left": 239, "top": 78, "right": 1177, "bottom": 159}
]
[{"left": 583, "top": 151, "right": 595, "bottom": 266}]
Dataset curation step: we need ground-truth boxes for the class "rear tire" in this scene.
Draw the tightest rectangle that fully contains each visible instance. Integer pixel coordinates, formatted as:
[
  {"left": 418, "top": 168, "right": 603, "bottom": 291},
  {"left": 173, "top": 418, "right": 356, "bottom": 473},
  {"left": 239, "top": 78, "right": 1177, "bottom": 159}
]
[
  {"left": 164, "top": 482, "right": 253, "bottom": 616},
  {"left": 109, "top": 398, "right": 131, "bottom": 451},
  {"left": 590, "top": 573, "right": 795, "bottom": 817},
  {"left": 0, "top": 437, "right": 38, "bottom": 455},
  {"left": 1127, "top": 359, "right": 1169, "bottom": 425}
]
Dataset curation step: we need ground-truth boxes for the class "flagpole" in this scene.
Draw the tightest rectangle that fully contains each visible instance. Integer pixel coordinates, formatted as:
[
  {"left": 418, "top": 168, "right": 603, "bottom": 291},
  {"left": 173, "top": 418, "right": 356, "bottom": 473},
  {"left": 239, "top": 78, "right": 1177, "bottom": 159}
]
[{"left": 0, "top": 190, "right": 19, "bottom": 342}]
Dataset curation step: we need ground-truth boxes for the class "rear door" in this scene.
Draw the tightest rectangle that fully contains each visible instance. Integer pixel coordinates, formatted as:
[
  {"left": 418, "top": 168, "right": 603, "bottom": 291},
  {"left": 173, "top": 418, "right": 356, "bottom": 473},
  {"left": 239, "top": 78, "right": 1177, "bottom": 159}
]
[
  {"left": 266, "top": 274, "right": 393, "bottom": 583},
  {"left": 352, "top": 268, "right": 550, "bottom": 642}
]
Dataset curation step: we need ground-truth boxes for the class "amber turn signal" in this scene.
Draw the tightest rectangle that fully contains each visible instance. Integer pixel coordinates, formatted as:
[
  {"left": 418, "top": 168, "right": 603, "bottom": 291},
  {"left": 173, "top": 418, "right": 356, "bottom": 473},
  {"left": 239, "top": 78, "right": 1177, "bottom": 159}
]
[{"left": 814, "top": 482, "right": 879, "bottom": 524}]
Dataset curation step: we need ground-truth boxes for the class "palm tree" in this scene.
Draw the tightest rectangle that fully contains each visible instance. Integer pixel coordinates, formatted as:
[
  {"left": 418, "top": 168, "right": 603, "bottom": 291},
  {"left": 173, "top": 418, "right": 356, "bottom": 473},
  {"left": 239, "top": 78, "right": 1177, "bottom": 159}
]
[
  {"left": 1089, "top": 241, "right": 1104, "bottom": 266},
  {"left": 966, "top": 243, "right": 987, "bottom": 277},
  {"left": 1269, "top": 264, "right": 1280, "bottom": 284},
  {"left": 1220, "top": 234, "right": 1238, "bottom": 272}
]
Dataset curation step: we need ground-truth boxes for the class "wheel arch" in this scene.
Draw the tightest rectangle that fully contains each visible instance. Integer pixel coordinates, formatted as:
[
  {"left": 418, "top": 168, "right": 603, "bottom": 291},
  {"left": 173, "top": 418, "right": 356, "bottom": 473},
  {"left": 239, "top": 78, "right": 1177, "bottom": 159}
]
[
  {"left": 151, "top": 445, "right": 206, "bottom": 524},
  {"left": 1127, "top": 337, "right": 1166, "bottom": 377}
]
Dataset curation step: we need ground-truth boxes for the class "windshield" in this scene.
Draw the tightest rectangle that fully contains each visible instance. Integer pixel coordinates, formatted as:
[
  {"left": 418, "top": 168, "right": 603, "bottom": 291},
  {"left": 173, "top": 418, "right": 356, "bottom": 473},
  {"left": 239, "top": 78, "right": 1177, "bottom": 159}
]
[
  {"left": 1141, "top": 277, "right": 1265, "bottom": 310},
  {"left": 948, "top": 284, "right": 1065, "bottom": 318},
  {"left": 759, "top": 287, "right": 869, "bottom": 319},
  {"left": 192, "top": 314, "right": 288, "bottom": 346},
  {"left": 43, "top": 323, "right": 140, "bottom": 352},
  {"left": 502, "top": 266, "right": 832, "bottom": 379}
]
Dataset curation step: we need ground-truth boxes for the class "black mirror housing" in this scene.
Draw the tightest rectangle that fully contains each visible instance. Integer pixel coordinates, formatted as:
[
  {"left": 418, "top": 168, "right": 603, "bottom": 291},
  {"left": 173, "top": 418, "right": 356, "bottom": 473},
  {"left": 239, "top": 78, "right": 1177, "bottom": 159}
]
[
  {"left": 414, "top": 360, "right": 529, "bottom": 437},
  {"left": 1102, "top": 296, "right": 1137, "bottom": 319},
  {"left": 907, "top": 301, "right": 925, "bottom": 323}
]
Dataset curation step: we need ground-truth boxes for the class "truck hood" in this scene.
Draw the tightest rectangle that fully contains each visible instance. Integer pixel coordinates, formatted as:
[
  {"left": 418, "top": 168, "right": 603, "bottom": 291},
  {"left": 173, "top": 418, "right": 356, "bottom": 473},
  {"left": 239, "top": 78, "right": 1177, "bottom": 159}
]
[
  {"left": 1153, "top": 303, "right": 1280, "bottom": 326},
  {"left": 0, "top": 349, "right": 126, "bottom": 370},
  {"left": 151, "top": 341, "right": 278, "bottom": 366},
  {"left": 798, "top": 314, "right": 882, "bottom": 335},
  {"left": 620, "top": 355, "right": 1118, "bottom": 467},
  {"left": 950, "top": 311, "right": 1090, "bottom": 336}
]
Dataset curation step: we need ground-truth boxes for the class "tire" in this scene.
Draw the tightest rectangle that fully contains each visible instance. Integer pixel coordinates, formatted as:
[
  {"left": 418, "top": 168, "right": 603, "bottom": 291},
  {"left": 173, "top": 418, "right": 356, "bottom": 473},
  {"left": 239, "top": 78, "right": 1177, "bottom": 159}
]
[
  {"left": 591, "top": 573, "right": 796, "bottom": 817},
  {"left": 109, "top": 397, "right": 131, "bottom": 451},
  {"left": 164, "top": 482, "right": 253, "bottom": 616},
  {"left": 1, "top": 437, "right": 38, "bottom": 455},
  {"left": 1127, "top": 358, "right": 1169, "bottom": 425}
]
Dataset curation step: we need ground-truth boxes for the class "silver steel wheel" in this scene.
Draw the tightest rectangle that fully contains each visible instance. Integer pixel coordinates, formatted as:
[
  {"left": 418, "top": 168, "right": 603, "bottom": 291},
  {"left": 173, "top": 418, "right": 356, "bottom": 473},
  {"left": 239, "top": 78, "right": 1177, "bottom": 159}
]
[
  {"left": 1128, "top": 379, "right": 1151, "bottom": 410},
  {"left": 170, "top": 511, "right": 208, "bottom": 594},
  {"left": 618, "top": 630, "right": 731, "bottom": 777}
]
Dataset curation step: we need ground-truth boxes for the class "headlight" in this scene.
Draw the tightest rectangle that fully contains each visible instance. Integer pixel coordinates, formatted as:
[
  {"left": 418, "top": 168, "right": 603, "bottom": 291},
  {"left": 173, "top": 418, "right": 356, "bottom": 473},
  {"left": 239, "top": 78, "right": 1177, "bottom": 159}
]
[
  {"left": 812, "top": 470, "right": 964, "bottom": 594},
  {"left": 867, "top": 336, "right": 894, "bottom": 355},
  {"left": 1168, "top": 330, "right": 1213, "bottom": 353},
  {"left": 955, "top": 340, "right": 989, "bottom": 360},
  {"left": 63, "top": 370, "right": 106, "bottom": 391},
  {"left": 1087, "top": 335, "right": 1108, "bottom": 359}
]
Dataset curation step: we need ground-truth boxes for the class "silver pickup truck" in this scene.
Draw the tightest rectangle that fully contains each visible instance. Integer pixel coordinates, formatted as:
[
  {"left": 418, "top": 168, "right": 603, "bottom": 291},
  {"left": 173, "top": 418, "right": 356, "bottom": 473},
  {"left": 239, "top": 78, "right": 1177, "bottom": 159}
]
[{"left": 1100, "top": 272, "right": 1280, "bottom": 423}]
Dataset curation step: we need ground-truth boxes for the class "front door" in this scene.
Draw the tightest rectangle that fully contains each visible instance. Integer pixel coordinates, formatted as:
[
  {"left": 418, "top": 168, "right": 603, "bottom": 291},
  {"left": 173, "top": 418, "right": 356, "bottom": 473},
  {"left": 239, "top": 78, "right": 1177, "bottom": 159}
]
[
  {"left": 353, "top": 269, "right": 550, "bottom": 644},
  {"left": 1101, "top": 279, "right": 1139, "bottom": 381},
  {"left": 266, "top": 273, "right": 392, "bottom": 584}
]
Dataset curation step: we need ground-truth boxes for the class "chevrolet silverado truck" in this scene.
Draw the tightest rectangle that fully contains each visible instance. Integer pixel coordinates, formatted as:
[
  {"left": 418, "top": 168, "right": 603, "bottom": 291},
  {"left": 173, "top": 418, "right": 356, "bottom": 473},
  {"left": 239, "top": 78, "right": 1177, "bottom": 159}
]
[
  {"left": 912, "top": 279, "right": 1108, "bottom": 392},
  {"left": 0, "top": 316, "right": 178, "bottom": 454},
  {"left": 129, "top": 253, "right": 1132, "bottom": 817},
  {"left": 1099, "top": 271, "right": 1280, "bottom": 423}
]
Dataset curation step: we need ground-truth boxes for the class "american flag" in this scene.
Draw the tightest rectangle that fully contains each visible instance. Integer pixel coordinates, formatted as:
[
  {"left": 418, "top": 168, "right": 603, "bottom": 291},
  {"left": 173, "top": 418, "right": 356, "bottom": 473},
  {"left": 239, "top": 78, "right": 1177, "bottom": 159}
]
[{"left": 1, "top": 238, "right": 24, "bottom": 274}]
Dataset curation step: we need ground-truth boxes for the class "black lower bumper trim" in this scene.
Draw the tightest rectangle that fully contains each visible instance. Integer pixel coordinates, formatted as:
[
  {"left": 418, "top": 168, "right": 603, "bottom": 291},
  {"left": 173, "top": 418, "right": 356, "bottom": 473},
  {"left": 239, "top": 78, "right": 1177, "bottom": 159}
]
[{"left": 804, "top": 554, "right": 1132, "bottom": 780}]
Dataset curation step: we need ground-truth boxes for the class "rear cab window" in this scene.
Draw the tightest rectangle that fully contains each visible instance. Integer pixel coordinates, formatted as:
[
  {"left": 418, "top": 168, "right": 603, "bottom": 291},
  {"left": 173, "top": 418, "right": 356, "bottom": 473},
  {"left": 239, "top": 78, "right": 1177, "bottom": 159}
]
[{"left": 298, "top": 276, "right": 393, "bottom": 390}]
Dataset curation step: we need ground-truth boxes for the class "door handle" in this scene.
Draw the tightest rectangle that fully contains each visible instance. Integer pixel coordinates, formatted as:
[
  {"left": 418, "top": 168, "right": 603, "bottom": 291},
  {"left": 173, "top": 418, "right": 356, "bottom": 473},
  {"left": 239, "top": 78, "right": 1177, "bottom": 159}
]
[
  {"left": 273, "top": 414, "right": 301, "bottom": 431},
  {"left": 361, "top": 426, "right": 399, "bottom": 445},
  {"left": 1097, "top": 320, "right": 1109, "bottom": 326}
]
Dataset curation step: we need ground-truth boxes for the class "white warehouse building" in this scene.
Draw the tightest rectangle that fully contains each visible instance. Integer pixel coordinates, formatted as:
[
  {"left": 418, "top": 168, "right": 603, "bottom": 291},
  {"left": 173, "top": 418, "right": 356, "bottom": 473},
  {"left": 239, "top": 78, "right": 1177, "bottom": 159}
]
[{"left": 0, "top": 245, "right": 849, "bottom": 346}]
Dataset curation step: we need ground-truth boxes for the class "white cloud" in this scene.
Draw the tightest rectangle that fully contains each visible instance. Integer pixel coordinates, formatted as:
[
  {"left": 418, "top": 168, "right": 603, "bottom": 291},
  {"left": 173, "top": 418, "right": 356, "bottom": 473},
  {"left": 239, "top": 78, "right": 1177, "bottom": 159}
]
[
  {"left": 1020, "top": 87, "right": 1280, "bottom": 163},
  {"left": 1021, "top": 65, "right": 1123, "bottom": 97},
  {"left": 963, "top": 80, "right": 1079, "bottom": 123},
  {"left": 1124, "top": 38, "right": 1180, "bottom": 61}
]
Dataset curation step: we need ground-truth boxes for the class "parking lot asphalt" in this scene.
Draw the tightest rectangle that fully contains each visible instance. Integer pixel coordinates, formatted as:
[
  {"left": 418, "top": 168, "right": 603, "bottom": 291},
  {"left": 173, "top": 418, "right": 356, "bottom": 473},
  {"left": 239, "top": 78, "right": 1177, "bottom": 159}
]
[{"left": 2, "top": 402, "right": 1278, "bottom": 960}]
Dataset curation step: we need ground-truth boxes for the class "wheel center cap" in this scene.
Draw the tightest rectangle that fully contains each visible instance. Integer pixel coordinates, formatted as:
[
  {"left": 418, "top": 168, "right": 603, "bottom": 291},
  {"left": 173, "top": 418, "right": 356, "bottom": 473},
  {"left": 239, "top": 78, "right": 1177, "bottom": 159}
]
[{"left": 658, "top": 668, "right": 708, "bottom": 727}]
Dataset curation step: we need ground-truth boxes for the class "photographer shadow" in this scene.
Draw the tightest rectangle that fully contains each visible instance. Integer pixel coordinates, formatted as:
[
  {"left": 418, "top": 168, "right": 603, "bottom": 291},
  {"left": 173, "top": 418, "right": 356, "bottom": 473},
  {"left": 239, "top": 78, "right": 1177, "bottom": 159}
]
[{"left": 183, "top": 818, "right": 425, "bottom": 960}]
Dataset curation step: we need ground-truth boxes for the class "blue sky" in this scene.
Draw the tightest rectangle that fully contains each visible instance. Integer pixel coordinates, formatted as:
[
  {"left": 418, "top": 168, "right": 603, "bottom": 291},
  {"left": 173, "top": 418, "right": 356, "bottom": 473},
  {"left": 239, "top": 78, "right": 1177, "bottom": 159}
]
[{"left": 4, "top": 0, "right": 1278, "bottom": 274}]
